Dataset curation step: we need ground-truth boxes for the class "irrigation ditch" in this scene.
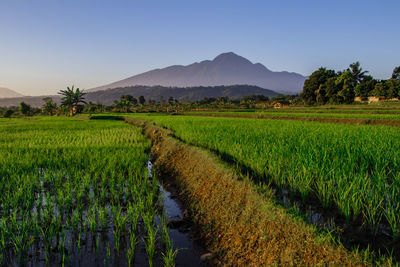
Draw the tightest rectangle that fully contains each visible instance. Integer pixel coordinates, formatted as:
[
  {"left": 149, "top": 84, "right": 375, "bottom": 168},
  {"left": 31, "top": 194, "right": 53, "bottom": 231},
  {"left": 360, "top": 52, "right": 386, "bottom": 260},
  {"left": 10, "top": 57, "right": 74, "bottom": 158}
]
[{"left": 124, "top": 117, "right": 366, "bottom": 266}]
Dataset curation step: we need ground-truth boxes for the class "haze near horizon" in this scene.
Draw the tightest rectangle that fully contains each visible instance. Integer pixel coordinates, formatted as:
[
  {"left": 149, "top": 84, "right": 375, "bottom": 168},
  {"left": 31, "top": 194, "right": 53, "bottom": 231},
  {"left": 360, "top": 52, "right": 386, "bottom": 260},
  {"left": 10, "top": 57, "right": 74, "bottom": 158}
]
[{"left": 0, "top": 0, "right": 399, "bottom": 96}]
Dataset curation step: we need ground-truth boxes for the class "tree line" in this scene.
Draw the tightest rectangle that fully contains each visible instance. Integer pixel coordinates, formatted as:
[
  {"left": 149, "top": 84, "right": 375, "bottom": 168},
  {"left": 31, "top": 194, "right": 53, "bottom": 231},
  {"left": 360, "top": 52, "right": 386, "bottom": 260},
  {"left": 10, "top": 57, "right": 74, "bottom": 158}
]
[
  {"left": 1, "top": 86, "right": 295, "bottom": 117},
  {"left": 301, "top": 64, "right": 400, "bottom": 105}
]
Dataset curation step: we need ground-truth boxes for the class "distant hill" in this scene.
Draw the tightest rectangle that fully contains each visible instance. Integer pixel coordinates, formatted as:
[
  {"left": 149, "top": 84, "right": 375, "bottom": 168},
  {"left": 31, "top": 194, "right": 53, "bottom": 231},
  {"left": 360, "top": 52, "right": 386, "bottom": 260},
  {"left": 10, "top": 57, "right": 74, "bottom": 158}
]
[
  {"left": 89, "top": 52, "right": 306, "bottom": 94},
  {"left": 0, "top": 87, "right": 23, "bottom": 98},
  {"left": 84, "top": 85, "right": 278, "bottom": 105},
  {"left": 0, "top": 85, "right": 277, "bottom": 107}
]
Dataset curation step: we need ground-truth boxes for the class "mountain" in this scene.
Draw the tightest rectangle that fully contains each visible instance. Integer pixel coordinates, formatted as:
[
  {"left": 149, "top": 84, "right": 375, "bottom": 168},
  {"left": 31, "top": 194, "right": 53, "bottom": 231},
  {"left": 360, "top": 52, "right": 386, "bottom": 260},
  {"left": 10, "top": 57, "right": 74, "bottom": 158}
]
[
  {"left": 0, "top": 85, "right": 277, "bottom": 107},
  {"left": 0, "top": 87, "right": 23, "bottom": 98},
  {"left": 89, "top": 52, "right": 306, "bottom": 94}
]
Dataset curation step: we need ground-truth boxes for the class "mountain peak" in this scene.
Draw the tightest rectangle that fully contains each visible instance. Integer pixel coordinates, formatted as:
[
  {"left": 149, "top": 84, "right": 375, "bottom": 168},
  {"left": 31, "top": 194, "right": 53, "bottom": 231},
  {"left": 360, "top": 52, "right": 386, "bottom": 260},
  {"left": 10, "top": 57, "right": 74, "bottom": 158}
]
[
  {"left": 0, "top": 87, "right": 23, "bottom": 99},
  {"left": 212, "top": 52, "right": 252, "bottom": 64},
  {"left": 89, "top": 53, "right": 306, "bottom": 94}
]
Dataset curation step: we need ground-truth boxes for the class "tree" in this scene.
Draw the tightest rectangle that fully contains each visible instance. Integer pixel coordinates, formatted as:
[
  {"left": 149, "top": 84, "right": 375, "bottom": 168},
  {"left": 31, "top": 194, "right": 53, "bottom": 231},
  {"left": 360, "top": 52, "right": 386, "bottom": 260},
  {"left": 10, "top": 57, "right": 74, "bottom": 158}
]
[
  {"left": 354, "top": 77, "right": 377, "bottom": 99},
  {"left": 371, "top": 82, "right": 388, "bottom": 98},
  {"left": 349, "top": 61, "right": 368, "bottom": 85},
  {"left": 168, "top": 96, "right": 174, "bottom": 106},
  {"left": 113, "top": 100, "right": 126, "bottom": 112},
  {"left": 121, "top": 95, "right": 137, "bottom": 107},
  {"left": 385, "top": 79, "right": 400, "bottom": 99},
  {"left": 42, "top": 98, "right": 57, "bottom": 115},
  {"left": 300, "top": 68, "right": 336, "bottom": 105},
  {"left": 19, "top": 102, "right": 31, "bottom": 115},
  {"left": 138, "top": 95, "right": 146, "bottom": 105},
  {"left": 58, "top": 86, "right": 87, "bottom": 116},
  {"left": 324, "top": 77, "right": 342, "bottom": 103},
  {"left": 336, "top": 71, "right": 355, "bottom": 103},
  {"left": 118, "top": 95, "right": 137, "bottom": 112},
  {"left": 392, "top": 66, "right": 400, "bottom": 80},
  {"left": 3, "top": 109, "right": 14, "bottom": 118}
]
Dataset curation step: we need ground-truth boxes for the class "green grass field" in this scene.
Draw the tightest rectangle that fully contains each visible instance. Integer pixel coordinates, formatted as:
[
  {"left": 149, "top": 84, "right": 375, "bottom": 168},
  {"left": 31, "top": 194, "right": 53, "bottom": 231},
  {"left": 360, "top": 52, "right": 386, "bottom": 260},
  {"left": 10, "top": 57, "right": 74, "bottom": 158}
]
[
  {"left": 126, "top": 114, "right": 400, "bottom": 242},
  {"left": 184, "top": 110, "right": 400, "bottom": 120},
  {"left": 0, "top": 117, "right": 177, "bottom": 266}
]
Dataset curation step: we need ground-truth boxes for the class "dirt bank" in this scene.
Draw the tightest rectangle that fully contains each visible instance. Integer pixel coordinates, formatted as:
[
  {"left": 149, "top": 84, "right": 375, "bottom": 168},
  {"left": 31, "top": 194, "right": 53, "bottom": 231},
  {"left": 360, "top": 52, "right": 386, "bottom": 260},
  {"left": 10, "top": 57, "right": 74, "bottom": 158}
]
[{"left": 125, "top": 118, "right": 366, "bottom": 266}]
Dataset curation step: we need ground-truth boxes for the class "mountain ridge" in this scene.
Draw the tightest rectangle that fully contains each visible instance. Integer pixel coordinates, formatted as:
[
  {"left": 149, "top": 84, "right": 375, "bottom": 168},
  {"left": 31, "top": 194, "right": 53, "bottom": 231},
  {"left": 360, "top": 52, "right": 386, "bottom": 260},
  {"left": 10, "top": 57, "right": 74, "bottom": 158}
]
[
  {"left": 88, "top": 52, "right": 306, "bottom": 94},
  {"left": 0, "top": 85, "right": 278, "bottom": 108},
  {"left": 0, "top": 87, "right": 23, "bottom": 99}
]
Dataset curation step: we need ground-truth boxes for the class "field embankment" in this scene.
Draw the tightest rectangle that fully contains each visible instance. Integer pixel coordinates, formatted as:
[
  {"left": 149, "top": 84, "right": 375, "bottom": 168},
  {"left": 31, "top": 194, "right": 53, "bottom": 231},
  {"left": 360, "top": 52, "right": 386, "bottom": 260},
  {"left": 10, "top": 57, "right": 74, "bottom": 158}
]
[{"left": 125, "top": 118, "right": 367, "bottom": 266}]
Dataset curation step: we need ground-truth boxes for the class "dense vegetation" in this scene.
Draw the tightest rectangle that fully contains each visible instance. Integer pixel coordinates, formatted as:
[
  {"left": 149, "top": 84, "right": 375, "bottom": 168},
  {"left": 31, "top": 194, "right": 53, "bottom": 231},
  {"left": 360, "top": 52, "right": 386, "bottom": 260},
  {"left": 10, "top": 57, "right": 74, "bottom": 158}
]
[
  {"left": 129, "top": 115, "right": 400, "bottom": 243},
  {"left": 301, "top": 63, "right": 400, "bottom": 105},
  {"left": 0, "top": 117, "right": 177, "bottom": 266}
]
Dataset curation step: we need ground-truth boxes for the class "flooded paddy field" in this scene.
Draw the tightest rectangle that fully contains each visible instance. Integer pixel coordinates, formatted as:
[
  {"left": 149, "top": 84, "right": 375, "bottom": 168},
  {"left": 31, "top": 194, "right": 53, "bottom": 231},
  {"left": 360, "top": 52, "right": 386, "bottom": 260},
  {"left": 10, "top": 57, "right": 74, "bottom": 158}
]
[{"left": 0, "top": 117, "right": 205, "bottom": 266}]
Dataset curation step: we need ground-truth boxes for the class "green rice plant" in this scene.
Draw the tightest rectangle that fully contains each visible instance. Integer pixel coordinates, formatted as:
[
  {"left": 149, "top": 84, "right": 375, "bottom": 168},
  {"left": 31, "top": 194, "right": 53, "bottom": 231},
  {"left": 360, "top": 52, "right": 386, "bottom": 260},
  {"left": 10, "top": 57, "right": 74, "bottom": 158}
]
[
  {"left": 144, "top": 223, "right": 158, "bottom": 267},
  {"left": 98, "top": 205, "right": 108, "bottom": 230},
  {"left": 159, "top": 211, "right": 178, "bottom": 267},
  {"left": 87, "top": 204, "right": 98, "bottom": 237},
  {"left": 129, "top": 114, "right": 400, "bottom": 240},
  {"left": 162, "top": 248, "right": 179, "bottom": 267},
  {"left": 112, "top": 205, "right": 127, "bottom": 253},
  {"left": 127, "top": 202, "right": 140, "bottom": 232},
  {"left": 126, "top": 229, "right": 137, "bottom": 267},
  {"left": 0, "top": 117, "right": 174, "bottom": 265}
]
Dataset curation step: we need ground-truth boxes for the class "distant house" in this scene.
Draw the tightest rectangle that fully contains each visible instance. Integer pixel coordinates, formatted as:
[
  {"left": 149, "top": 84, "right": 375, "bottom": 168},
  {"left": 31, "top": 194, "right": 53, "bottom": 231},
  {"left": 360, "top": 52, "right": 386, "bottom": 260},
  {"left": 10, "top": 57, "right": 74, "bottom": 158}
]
[
  {"left": 354, "top": 96, "right": 398, "bottom": 103},
  {"left": 368, "top": 96, "right": 385, "bottom": 103},
  {"left": 254, "top": 102, "right": 269, "bottom": 108},
  {"left": 273, "top": 101, "right": 283, "bottom": 109}
]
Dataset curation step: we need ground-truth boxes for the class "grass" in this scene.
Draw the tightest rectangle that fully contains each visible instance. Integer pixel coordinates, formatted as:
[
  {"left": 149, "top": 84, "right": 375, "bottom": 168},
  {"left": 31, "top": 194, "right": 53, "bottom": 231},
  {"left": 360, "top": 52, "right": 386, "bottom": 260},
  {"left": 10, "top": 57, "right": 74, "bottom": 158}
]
[
  {"left": 0, "top": 117, "right": 176, "bottom": 265},
  {"left": 126, "top": 118, "right": 368, "bottom": 266},
  {"left": 125, "top": 114, "right": 400, "bottom": 256},
  {"left": 184, "top": 110, "right": 400, "bottom": 120}
]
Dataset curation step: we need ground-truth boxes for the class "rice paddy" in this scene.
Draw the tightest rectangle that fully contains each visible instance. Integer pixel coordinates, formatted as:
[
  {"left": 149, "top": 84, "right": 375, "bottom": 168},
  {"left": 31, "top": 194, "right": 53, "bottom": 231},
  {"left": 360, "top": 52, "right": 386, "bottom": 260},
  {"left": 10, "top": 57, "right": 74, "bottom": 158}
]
[
  {"left": 127, "top": 114, "right": 400, "bottom": 247},
  {"left": 2, "top": 110, "right": 400, "bottom": 265},
  {"left": 0, "top": 117, "right": 182, "bottom": 266},
  {"left": 184, "top": 109, "right": 400, "bottom": 120}
]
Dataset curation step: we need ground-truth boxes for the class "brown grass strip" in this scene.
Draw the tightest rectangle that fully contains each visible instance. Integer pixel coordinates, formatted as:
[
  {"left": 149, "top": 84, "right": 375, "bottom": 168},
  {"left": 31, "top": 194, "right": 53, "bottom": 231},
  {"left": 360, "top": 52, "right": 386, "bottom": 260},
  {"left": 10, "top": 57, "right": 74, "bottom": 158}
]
[
  {"left": 126, "top": 118, "right": 365, "bottom": 266},
  {"left": 183, "top": 113, "right": 400, "bottom": 127}
]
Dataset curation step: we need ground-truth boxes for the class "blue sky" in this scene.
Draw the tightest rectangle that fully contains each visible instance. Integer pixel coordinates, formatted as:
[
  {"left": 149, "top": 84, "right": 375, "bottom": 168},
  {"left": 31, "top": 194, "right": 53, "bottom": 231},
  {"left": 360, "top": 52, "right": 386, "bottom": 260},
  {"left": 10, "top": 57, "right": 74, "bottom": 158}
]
[{"left": 0, "top": 0, "right": 399, "bottom": 95}]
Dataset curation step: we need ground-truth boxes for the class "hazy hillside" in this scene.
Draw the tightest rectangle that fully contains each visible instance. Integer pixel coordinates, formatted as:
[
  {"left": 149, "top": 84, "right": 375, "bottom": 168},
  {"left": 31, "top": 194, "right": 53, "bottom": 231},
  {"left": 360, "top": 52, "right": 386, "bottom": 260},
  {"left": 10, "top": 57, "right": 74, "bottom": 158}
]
[
  {"left": 89, "top": 52, "right": 306, "bottom": 94},
  {"left": 0, "top": 87, "right": 23, "bottom": 98},
  {"left": 0, "top": 85, "right": 277, "bottom": 107},
  {"left": 85, "top": 85, "right": 278, "bottom": 105}
]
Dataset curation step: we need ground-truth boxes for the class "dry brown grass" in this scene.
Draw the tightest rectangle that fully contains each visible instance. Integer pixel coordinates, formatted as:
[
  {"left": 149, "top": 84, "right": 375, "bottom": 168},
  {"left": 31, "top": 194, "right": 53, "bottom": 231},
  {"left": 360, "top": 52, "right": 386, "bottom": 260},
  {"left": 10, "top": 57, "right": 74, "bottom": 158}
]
[{"left": 126, "top": 118, "right": 366, "bottom": 266}]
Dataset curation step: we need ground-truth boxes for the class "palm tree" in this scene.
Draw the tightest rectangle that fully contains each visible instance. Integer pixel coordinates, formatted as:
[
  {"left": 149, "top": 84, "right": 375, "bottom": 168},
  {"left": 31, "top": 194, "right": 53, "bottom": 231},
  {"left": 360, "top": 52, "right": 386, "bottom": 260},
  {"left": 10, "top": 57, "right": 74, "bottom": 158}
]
[
  {"left": 58, "top": 86, "right": 87, "bottom": 116},
  {"left": 349, "top": 62, "right": 368, "bottom": 85}
]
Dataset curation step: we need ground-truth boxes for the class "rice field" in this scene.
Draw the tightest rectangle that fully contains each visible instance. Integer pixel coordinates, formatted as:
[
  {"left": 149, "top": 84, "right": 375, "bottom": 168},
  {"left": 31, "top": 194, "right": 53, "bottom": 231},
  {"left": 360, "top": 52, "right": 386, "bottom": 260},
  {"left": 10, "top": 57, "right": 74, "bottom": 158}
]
[
  {"left": 0, "top": 117, "right": 179, "bottom": 266},
  {"left": 127, "top": 114, "right": 400, "bottom": 243},
  {"left": 184, "top": 110, "right": 400, "bottom": 120}
]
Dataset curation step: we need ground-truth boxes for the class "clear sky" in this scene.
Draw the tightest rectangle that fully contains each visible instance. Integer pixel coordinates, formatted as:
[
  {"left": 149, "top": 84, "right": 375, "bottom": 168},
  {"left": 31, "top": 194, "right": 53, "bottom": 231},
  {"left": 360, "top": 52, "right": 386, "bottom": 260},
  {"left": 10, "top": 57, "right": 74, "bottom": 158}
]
[{"left": 0, "top": 0, "right": 399, "bottom": 96}]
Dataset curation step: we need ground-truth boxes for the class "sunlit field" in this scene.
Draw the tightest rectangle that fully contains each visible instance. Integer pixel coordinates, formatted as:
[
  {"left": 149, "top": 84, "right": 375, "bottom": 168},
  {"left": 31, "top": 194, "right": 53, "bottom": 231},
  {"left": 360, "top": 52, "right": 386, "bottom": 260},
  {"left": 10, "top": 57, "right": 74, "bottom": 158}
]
[
  {"left": 127, "top": 114, "right": 400, "bottom": 242},
  {"left": 0, "top": 117, "right": 178, "bottom": 266}
]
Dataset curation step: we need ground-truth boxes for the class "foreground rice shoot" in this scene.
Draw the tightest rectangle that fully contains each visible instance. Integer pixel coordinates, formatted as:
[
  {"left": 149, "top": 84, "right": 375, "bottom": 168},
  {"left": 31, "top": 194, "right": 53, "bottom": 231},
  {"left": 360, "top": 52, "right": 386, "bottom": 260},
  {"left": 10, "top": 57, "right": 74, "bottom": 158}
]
[{"left": 0, "top": 117, "right": 174, "bottom": 266}]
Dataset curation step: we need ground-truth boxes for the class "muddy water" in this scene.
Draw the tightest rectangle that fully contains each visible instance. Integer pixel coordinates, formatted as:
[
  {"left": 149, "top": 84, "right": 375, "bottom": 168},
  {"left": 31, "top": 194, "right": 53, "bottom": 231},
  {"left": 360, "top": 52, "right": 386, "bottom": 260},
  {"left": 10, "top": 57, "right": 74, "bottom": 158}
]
[{"left": 149, "top": 160, "right": 207, "bottom": 267}]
